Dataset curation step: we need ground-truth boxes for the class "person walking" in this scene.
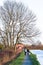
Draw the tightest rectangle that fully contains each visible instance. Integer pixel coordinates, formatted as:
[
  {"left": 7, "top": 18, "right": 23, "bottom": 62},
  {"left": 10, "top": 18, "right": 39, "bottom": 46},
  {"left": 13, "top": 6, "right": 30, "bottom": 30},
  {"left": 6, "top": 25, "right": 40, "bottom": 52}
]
[
  {"left": 27, "top": 49, "right": 30, "bottom": 55},
  {"left": 24, "top": 48, "right": 27, "bottom": 55}
]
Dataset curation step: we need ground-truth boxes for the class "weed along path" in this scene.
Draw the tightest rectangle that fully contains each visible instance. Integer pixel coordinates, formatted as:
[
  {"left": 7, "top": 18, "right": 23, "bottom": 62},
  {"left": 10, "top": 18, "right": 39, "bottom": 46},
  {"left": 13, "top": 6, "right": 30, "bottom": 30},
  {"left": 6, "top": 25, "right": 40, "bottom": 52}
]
[{"left": 22, "top": 52, "right": 32, "bottom": 65}]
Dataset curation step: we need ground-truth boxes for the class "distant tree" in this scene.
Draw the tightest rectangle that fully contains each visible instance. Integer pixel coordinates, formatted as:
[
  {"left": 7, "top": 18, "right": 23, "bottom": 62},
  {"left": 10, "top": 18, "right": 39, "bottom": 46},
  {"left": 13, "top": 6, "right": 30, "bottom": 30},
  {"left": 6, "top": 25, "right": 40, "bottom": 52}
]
[{"left": 0, "top": 1, "right": 40, "bottom": 47}]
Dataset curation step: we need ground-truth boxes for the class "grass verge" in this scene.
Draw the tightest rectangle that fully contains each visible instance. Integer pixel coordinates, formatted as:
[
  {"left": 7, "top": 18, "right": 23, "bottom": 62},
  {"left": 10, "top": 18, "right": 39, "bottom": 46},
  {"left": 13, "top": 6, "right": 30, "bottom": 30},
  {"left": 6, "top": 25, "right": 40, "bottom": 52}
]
[
  {"left": 30, "top": 52, "right": 40, "bottom": 65},
  {"left": 7, "top": 51, "right": 25, "bottom": 65}
]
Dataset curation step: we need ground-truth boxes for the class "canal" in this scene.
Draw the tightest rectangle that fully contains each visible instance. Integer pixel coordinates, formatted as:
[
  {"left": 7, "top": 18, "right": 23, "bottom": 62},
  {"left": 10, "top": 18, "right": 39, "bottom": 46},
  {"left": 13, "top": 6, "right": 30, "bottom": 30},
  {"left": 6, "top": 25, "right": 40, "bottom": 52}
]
[{"left": 30, "top": 50, "right": 43, "bottom": 65}]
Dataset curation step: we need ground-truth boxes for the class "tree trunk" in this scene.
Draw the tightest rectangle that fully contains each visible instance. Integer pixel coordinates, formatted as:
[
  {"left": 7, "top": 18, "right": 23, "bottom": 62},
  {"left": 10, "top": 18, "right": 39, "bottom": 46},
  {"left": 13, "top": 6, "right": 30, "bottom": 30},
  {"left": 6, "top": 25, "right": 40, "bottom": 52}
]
[{"left": 10, "top": 25, "right": 14, "bottom": 47}]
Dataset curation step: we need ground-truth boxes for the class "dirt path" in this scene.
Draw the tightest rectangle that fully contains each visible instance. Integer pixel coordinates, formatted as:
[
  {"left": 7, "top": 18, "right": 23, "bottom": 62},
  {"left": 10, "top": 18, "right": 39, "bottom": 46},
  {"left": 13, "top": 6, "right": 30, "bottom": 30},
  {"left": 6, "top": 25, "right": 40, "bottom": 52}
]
[{"left": 22, "top": 52, "right": 32, "bottom": 65}]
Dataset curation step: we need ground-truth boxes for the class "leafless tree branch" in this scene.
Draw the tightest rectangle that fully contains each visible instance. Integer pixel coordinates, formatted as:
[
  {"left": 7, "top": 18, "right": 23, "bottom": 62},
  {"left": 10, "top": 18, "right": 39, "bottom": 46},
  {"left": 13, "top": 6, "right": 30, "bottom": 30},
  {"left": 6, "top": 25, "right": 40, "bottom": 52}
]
[{"left": 0, "top": 1, "right": 40, "bottom": 47}]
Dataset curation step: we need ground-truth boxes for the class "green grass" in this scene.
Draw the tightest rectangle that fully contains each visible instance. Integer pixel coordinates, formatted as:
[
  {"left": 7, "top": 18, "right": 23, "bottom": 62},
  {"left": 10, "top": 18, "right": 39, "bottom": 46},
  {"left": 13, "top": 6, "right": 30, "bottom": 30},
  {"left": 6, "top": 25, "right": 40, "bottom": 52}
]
[
  {"left": 8, "top": 51, "right": 25, "bottom": 65},
  {"left": 30, "top": 52, "right": 40, "bottom": 65}
]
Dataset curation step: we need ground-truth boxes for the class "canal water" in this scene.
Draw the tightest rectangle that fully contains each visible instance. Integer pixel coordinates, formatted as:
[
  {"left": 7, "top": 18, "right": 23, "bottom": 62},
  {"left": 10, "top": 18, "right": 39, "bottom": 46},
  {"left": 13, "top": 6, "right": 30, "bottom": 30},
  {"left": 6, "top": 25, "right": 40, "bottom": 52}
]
[{"left": 30, "top": 50, "right": 43, "bottom": 65}]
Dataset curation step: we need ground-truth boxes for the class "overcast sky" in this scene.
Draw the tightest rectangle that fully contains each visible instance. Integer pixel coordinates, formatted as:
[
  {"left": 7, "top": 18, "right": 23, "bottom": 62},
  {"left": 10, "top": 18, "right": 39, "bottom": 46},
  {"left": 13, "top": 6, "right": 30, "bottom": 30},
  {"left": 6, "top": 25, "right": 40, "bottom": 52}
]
[{"left": 0, "top": 0, "right": 43, "bottom": 44}]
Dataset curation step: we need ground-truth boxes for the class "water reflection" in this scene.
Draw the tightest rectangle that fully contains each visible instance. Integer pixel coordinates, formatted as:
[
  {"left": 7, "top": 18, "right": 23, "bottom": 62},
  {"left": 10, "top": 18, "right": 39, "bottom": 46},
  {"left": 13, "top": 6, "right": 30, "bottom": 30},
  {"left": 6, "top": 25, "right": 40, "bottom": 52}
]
[{"left": 30, "top": 50, "right": 43, "bottom": 65}]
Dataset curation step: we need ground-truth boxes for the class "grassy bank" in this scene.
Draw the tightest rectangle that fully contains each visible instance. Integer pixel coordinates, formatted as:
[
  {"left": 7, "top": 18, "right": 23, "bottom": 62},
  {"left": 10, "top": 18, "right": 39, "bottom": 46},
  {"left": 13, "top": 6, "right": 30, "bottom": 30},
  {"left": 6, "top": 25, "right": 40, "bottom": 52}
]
[
  {"left": 7, "top": 51, "right": 25, "bottom": 65},
  {"left": 30, "top": 52, "right": 40, "bottom": 65}
]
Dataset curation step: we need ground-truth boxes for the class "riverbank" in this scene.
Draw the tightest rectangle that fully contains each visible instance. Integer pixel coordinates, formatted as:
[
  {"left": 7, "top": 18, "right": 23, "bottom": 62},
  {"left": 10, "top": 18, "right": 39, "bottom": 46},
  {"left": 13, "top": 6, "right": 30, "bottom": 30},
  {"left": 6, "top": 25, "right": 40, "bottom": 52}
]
[
  {"left": 30, "top": 52, "right": 40, "bottom": 65},
  {"left": 5, "top": 51, "right": 25, "bottom": 65},
  {"left": 30, "top": 50, "right": 43, "bottom": 65}
]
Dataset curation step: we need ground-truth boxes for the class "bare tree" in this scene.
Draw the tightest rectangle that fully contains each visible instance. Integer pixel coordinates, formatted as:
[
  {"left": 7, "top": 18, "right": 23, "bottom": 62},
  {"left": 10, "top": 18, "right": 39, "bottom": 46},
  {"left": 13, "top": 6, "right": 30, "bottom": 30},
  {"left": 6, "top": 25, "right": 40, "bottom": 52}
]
[{"left": 0, "top": 1, "right": 40, "bottom": 47}]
